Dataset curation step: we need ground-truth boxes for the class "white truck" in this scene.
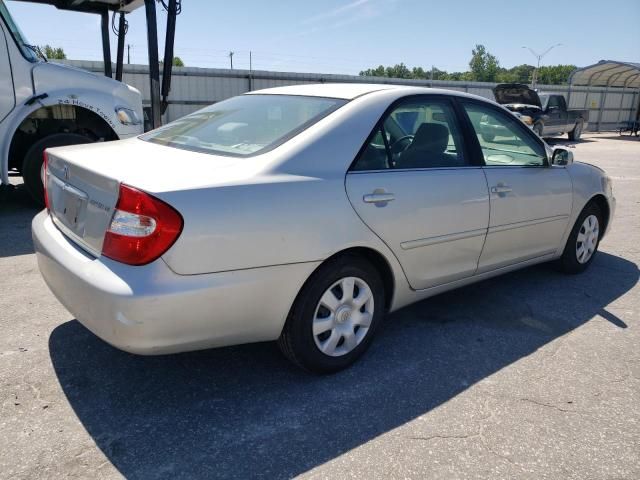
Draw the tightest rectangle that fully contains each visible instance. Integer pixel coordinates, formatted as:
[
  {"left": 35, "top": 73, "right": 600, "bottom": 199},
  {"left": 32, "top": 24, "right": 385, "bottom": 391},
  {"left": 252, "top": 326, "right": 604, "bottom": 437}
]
[{"left": 1, "top": 0, "right": 180, "bottom": 204}]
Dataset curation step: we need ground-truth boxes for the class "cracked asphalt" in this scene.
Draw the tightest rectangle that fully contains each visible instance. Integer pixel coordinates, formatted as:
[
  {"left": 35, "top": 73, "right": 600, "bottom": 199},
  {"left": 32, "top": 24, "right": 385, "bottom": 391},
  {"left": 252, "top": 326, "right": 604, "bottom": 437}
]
[{"left": 1, "top": 133, "right": 639, "bottom": 479}]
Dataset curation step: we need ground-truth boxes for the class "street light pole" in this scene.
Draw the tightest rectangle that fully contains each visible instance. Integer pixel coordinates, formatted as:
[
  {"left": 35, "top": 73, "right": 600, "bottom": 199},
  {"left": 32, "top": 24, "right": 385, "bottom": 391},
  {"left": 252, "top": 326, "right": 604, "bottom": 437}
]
[{"left": 522, "top": 43, "right": 562, "bottom": 88}]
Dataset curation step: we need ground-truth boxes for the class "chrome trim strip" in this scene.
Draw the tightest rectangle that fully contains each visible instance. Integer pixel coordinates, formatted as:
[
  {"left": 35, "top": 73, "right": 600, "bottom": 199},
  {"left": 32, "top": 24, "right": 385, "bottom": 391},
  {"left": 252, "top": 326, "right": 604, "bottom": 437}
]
[
  {"left": 488, "top": 215, "right": 569, "bottom": 234},
  {"left": 401, "top": 228, "right": 487, "bottom": 250}
]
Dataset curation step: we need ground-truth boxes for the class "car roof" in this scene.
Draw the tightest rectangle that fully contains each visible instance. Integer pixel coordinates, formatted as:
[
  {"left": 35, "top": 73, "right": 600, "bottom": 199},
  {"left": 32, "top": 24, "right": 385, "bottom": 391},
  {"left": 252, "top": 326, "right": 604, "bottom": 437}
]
[{"left": 246, "top": 83, "right": 477, "bottom": 101}]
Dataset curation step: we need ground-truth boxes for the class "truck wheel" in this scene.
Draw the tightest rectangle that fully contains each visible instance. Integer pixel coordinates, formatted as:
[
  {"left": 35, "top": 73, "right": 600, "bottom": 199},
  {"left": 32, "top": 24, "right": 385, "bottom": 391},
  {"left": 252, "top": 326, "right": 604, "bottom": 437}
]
[
  {"left": 22, "top": 133, "right": 93, "bottom": 205},
  {"left": 533, "top": 123, "right": 544, "bottom": 137},
  {"left": 568, "top": 121, "right": 583, "bottom": 141}
]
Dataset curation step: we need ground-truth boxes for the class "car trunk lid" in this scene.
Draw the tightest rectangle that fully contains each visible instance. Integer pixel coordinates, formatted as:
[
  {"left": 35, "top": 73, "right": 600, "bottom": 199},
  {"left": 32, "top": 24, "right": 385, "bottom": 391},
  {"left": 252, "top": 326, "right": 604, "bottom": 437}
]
[
  {"left": 45, "top": 149, "right": 120, "bottom": 256},
  {"left": 44, "top": 138, "right": 266, "bottom": 257}
]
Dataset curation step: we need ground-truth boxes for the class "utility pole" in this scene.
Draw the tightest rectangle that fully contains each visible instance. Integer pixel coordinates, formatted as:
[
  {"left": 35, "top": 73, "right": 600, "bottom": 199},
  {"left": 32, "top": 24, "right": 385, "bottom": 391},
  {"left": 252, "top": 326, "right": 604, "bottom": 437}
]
[
  {"left": 229, "top": 51, "right": 234, "bottom": 69},
  {"left": 522, "top": 43, "right": 562, "bottom": 89},
  {"left": 127, "top": 44, "right": 131, "bottom": 64},
  {"left": 249, "top": 51, "right": 252, "bottom": 71},
  {"left": 430, "top": 65, "right": 434, "bottom": 85}
]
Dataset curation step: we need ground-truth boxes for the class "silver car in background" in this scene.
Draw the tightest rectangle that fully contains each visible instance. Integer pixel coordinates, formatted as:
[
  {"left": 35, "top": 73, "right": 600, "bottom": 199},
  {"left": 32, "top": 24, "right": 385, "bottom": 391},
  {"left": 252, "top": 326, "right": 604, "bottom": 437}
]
[{"left": 32, "top": 84, "right": 615, "bottom": 373}]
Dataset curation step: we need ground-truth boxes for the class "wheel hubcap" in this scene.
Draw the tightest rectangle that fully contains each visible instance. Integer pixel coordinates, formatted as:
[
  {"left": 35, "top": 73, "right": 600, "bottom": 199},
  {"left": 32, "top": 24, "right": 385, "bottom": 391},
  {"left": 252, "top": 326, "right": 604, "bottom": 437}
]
[
  {"left": 312, "top": 276, "right": 374, "bottom": 357},
  {"left": 576, "top": 214, "right": 599, "bottom": 264}
]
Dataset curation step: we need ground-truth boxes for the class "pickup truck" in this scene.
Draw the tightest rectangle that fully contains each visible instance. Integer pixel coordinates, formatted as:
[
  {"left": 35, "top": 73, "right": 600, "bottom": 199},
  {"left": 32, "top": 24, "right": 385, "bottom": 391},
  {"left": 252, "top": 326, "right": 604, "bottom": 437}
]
[{"left": 492, "top": 83, "right": 589, "bottom": 140}]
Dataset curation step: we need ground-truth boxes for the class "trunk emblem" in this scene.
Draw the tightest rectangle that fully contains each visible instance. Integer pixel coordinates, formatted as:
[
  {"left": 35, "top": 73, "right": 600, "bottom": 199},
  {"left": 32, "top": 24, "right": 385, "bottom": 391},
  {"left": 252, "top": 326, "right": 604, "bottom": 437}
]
[{"left": 63, "top": 165, "right": 70, "bottom": 181}]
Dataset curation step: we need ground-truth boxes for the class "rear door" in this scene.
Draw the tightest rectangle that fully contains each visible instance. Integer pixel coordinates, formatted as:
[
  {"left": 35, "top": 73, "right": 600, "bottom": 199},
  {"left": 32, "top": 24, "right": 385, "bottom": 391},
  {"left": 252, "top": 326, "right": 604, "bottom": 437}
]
[
  {"left": 459, "top": 99, "right": 572, "bottom": 272},
  {"left": 346, "top": 96, "right": 489, "bottom": 290}
]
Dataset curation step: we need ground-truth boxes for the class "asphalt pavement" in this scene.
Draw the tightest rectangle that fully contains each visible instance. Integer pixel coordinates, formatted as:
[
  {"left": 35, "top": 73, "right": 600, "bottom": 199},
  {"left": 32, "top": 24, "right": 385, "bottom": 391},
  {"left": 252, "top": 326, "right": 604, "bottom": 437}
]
[{"left": 1, "top": 133, "right": 638, "bottom": 479}]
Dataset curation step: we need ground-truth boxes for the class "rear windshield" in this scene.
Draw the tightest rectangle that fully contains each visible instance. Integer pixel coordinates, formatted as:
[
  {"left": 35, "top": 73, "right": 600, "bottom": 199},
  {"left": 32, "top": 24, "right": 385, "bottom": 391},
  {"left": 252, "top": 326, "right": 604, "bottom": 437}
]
[{"left": 141, "top": 94, "right": 347, "bottom": 157}]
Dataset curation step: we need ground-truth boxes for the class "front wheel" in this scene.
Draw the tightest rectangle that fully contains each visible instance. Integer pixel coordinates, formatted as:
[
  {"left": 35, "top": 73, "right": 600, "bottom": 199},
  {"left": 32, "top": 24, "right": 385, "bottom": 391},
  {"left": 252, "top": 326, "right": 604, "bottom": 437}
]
[
  {"left": 278, "top": 255, "right": 385, "bottom": 373},
  {"left": 22, "top": 133, "right": 93, "bottom": 205},
  {"left": 568, "top": 121, "right": 583, "bottom": 141},
  {"left": 558, "top": 202, "right": 602, "bottom": 274}
]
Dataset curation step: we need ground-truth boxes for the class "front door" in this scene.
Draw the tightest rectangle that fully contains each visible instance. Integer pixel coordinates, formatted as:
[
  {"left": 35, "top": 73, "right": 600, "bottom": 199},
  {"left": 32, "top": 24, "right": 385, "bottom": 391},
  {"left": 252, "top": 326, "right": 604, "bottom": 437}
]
[
  {"left": 346, "top": 96, "right": 489, "bottom": 290},
  {"left": 544, "top": 95, "right": 567, "bottom": 134},
  {"left": 0, "top": 21, "right": 15, "bottom": 122},
  {"left": 460, "top": 100, "right": 572, "bottom": 272}
]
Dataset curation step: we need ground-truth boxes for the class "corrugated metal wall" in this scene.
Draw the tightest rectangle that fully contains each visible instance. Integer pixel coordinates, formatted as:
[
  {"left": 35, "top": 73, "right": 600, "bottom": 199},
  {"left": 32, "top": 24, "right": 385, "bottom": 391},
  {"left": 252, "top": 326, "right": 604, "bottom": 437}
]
[{"left": 61, "top": 60, "right": 640, "bottom": 131}]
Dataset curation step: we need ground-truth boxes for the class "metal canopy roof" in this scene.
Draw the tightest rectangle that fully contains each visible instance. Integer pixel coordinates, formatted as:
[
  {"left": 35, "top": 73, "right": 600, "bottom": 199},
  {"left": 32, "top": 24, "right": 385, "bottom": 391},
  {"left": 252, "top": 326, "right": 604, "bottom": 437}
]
[
  {"left": 570, "top": 60, "right": 640, "bottom": 89},
  {"left": 13, "top": 0, "right": 143, "bottom": 13}
]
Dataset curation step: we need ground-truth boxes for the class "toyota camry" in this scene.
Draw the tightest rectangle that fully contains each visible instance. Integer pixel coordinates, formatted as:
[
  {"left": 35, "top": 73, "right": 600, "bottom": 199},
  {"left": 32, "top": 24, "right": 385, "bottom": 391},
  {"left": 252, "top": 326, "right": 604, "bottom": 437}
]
[{"left": 32, "top": 83, "right": 615, "bottom": 372}]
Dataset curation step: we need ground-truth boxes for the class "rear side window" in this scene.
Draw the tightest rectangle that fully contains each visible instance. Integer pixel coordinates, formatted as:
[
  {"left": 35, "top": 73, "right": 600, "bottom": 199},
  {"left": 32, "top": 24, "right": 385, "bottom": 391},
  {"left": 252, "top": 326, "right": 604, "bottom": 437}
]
[
  {"left": 142, "top": 94, "right": 346, "bottom": 157},
  {"left": 352, "top": 98, "right": 468, "bottom": 171},
  {"left": 462, "top": 102, "right": 547, "bottom": 167}
]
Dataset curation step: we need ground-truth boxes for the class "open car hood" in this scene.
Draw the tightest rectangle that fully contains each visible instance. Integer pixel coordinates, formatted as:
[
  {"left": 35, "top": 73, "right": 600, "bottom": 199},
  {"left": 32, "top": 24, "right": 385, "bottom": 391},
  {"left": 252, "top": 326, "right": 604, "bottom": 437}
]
[{"left": 493, "top": 83, "right": 542, "bottom": 109}]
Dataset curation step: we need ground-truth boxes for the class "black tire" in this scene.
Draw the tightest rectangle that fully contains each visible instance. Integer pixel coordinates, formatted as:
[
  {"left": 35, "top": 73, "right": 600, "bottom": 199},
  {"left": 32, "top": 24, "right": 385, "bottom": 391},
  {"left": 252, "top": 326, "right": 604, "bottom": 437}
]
[
  {"left": 278, "top": 254, "right": 385, "bottom": 373},
  {"left": 22, "top": 133, "right": 93, "bottom": 205},
  {"left": 533, "top": 122, "right": 544, "bottom": 137},
  {"left": 558, "top": 202, "right": 603, "bottom": 274},
  {"left": 568, "top": 121, "right": 583, "bottom": 141}
]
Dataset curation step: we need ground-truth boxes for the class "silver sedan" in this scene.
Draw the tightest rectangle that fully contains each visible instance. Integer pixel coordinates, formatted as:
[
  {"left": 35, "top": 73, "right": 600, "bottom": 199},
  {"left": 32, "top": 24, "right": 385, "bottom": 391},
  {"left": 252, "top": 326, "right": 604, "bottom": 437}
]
[{"left": 32, "top": 84, "right": 615, "bottom": 372}]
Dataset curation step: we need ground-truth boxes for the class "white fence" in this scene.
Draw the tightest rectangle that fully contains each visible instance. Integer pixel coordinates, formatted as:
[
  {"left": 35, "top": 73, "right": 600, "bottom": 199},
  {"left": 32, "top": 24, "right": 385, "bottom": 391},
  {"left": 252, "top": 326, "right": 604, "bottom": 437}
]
[{"left": 61, "top": 60, "right": 640, "bottom": 131}]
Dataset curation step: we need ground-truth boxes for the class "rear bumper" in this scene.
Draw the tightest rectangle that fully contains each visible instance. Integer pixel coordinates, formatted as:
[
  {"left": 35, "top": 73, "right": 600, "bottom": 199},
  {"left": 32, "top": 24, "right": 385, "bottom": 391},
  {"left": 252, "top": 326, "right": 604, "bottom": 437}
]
[{"left": 32, "top": 211, "right": 319, "bottom": 355}]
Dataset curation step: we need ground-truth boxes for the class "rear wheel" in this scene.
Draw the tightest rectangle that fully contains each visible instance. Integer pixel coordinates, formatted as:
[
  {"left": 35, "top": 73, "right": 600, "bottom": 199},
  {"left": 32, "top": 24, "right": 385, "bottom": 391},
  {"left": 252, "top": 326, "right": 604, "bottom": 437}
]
[
  {"left": 278, "top": 255, "right": 385, "bottom": 373},
  {"left": 568, "top": 121, "right": 583, "bottom": 141},
  {"left": 22, "top": 133, "right": 93, "bottom": 205},
  {"left": 558, "top": 202, "right": 602, "bottom": 274}
]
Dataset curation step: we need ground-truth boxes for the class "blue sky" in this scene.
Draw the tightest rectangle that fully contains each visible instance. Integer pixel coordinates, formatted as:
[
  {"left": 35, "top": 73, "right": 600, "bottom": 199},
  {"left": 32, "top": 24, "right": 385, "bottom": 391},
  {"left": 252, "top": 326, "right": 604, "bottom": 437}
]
[{"left": 6, "top": 0, "right": 640, "bottom": 74}]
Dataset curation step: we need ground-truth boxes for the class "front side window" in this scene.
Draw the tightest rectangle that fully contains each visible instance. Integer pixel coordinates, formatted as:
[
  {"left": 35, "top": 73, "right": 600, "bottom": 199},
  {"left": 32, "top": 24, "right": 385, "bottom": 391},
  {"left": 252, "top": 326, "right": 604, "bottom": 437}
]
[
  {"left": 0, "top": 1, "right": 38, "bottom": 62},
  {"left": 547, "top": 95, "right": 562, "bottom": 109},
  {"left": 352, "top": 98, "right": 468, "bottom": 171},
  {"left": 142, "top": 94, "right": 346, "bottom": 157},
  {"left": 462, "top": 102, "right": 547, "bottom": 167},
  {"left": 538, "top": 94, "right": 549, "bottom": 110}
]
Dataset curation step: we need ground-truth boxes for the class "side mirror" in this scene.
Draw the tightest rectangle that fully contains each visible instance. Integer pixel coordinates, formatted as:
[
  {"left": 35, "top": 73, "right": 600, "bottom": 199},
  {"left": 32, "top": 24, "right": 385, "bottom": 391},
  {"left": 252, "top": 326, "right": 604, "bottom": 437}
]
[{"left": 552, "top": 148, "right": 573, "bottom": 166}]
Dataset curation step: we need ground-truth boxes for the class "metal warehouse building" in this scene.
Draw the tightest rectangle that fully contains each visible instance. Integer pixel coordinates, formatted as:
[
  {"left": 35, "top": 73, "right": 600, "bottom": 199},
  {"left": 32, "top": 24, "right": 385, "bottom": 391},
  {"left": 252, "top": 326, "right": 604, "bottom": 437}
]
[{"left": 60, "top": 59, "right": 640, "bottom": 131}]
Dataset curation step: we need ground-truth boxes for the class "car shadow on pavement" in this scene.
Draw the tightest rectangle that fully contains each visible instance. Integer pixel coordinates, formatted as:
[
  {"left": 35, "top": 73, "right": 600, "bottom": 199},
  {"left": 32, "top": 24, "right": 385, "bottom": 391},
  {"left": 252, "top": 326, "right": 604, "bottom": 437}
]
[
  {"left": 49, "top": 251, "right": 638, "bottom": 479},
  {"left": 545, "top": 137, "right": 595, "bottom": 148},
  {"left": 0, "top": 182, "right": 40, "bottom": 257}
]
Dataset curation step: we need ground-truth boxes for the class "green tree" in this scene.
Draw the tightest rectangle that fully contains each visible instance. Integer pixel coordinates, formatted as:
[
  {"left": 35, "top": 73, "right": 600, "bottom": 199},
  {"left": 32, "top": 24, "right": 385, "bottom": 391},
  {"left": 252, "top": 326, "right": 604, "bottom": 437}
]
[
  {"left": 359, "top": 65, "right": 386, "bottom": 77},
  {"left": 385, "top": 63, "right": 412, "bottom": 79},
  {"left": 160, "top": 57, "right": 185, "bottom": 67},
  {"left": 40, "top": 45, "right": 66, "bottom": 60},
  {"left": 536, "top": 64, "right": 576, "bottom": 85},
  {"left": 496, "top": 64, "right": 535, "bottom": 84},
  {"left": 468, "top": 44, "right": 499, "bottom": 82},
  {"left": 411, "top": 66, "right": 427, "bottom": 79}
]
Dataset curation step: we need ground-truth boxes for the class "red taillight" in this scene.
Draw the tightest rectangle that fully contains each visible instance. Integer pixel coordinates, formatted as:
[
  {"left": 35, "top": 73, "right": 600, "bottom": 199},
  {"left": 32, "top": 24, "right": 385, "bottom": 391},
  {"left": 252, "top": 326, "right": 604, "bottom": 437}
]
[
  {"left": 43, "top": 151, "right": 50, "bottom": 210},
  {"left": 102, "top": 184, "right": 183, "bottom": 266}
]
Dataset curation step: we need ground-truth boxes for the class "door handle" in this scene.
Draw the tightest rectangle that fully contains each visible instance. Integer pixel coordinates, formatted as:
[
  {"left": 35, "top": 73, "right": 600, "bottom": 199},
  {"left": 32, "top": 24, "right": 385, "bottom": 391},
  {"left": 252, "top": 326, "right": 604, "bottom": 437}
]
[
  {"left": 363, "top": 192, "right": 395, "bottom": 204},
  {"left": 490, "top": 185, "right": 512, "bottom": 194}
]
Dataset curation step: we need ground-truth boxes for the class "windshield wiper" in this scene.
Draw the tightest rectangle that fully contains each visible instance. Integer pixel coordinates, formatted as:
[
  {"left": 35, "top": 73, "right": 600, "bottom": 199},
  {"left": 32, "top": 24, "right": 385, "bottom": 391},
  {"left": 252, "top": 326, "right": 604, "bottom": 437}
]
[{"left": 23, "top": 43, "right": 47, "bottom": 62}]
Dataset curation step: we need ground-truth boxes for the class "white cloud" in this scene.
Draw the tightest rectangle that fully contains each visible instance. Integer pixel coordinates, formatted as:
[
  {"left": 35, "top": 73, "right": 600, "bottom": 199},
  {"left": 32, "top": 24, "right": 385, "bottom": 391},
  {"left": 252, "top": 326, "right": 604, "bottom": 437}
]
[{"left": 301, "top": 0, "right": 372, "bottom": 26}]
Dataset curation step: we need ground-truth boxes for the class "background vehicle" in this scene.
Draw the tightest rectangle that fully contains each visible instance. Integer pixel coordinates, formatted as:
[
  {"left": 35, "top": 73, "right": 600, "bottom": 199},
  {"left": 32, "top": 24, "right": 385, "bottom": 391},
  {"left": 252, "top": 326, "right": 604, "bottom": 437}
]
[
  {"left": 492, "top": 83, "right": 589, "bottom": 140},
  {"left": 0, "top": 0, "right": 181, "bottom": 204},
  {"left": 0, "top": 0, "right": 143, "bottom": 203},
  {"left": 32, "top": 85, "right": 615, "bottom": 373}
]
